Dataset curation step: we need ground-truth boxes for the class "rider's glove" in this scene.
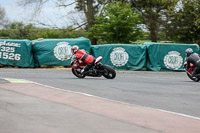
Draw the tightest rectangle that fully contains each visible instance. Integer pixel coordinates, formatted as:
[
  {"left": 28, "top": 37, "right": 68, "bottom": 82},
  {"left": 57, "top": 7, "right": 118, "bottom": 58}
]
[
  {"left": 79, "top": 60, "right": 83, "bottom": 64},
  {"left": 73, "top": 64, "right": 78, "bottom": 67}
]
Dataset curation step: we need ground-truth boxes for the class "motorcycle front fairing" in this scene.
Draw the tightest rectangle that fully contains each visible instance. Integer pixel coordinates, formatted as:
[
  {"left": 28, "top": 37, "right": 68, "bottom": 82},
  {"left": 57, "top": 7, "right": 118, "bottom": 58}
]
[{"left": 184, "top": 62, "right": 195, "bottom": 74}]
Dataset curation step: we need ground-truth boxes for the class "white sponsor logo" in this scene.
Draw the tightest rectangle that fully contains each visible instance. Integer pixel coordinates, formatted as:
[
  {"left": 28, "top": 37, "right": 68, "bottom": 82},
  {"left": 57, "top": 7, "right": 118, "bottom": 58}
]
[
  {"left": 0, "top": 41, "right": 21, "bottom": 47},
  {"left": 0, "top": 41, "right": 21, "bottom": 61},
  {"left": 164, "top": 51, "right": 183, "bottom": 70},
  {"left": 110, "top": 47, "right": 129, "bottom": 67},
  {"left": 54, "top": 42, "right": 72, "bottom": 61}
]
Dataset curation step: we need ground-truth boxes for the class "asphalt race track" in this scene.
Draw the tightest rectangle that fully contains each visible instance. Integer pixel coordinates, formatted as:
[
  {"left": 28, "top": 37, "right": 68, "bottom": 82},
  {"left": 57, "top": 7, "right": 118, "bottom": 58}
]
[{"left": 0, "top": 68, "right": 200, "bottom": 118}]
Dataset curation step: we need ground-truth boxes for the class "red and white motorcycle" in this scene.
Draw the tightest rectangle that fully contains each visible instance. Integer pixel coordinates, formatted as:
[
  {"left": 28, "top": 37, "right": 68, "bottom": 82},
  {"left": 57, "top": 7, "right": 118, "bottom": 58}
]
[{"left": 70, "top": 55, "right": 116, "bottom": 79}]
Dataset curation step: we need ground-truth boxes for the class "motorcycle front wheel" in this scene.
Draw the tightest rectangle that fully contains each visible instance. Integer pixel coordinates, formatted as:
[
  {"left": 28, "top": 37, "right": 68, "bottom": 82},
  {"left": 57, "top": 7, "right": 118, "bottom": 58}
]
[
  {"left": 72, "top": 68, "right": 85, "bottom": 78},
  {"left": 102, "top": 65, "right": 116, "bottom": 79}
]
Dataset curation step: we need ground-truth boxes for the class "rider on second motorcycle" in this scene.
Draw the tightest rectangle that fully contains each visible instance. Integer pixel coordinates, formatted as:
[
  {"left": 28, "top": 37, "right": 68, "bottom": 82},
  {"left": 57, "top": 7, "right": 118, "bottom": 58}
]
[
  {"left": 71, "top": 45, "right": 95, "bottom": 75},
  {"left": 185, "top": 48, "right": 200, "bottom": 78}
]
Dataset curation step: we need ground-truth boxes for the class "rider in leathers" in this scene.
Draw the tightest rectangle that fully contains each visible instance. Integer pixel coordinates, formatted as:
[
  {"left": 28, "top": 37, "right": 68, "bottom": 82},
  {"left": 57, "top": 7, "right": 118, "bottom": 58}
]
[
  {"left": 71, "top": 45, "right": 95, "bottom": 75},
  {"left": 185, "top": 48, "right": 200, "bottom": 77}
]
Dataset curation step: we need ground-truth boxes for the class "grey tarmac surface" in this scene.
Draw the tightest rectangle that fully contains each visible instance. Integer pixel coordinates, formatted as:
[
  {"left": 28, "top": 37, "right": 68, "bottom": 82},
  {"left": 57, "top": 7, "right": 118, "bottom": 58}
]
[
  {"left": 0, "top": 68, "right": 200, "bottom": 133},
  {"left": 0, "top": 86, "right": 159, "bottom": 133},
  {"left": 1, "top": 80, "right": 200, "bottom": 133},
  {"left": 0, "top": 68, "right": 200, "bottom": 118}
]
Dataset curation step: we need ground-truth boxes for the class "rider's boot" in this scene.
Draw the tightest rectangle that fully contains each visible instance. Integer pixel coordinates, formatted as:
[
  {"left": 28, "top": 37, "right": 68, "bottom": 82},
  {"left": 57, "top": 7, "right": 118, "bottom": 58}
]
[{"left": 81, "top": 69, "right": 84, "bottom": 74}]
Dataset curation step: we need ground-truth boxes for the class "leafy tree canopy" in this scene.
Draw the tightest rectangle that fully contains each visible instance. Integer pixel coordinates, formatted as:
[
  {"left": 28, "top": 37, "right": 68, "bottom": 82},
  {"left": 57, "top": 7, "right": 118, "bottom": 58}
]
[{"left": 88, "top": 2, "right": 142, "bottom": 44}]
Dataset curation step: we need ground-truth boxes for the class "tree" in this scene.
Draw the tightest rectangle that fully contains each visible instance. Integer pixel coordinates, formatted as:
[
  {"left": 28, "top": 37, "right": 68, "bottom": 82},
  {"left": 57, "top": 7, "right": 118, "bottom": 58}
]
[
  {"left": 0, "top": 21, "right": 87, "bottom": 40},
  {"left": 0, "top": 5, "right": 9, "bottom": 28},
  {"left": 18, "top": 0, "right": 103, "bottom": 30},
  {"left": 165, "top": 0, "right": 200, "bottom": 44},
  {"left": 74, "top": 0, "right": 107, "bottom": 44},
  {"left": 6, "top": 22, "right": 35, "bottom": 39},
  {"left": 88, "top": 2, "right": 142, "bottom": 44},
  {"left": 129, "top": 0, "right": 179, "bottom": 42},
  {"left": 18, "top": 0, "right": 107, "bottom": 44}
]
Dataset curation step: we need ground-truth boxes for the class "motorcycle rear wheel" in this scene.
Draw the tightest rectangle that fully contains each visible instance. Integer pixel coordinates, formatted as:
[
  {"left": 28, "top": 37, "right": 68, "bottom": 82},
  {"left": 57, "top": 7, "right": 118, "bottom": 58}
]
[
  {"left": 102, "top": 65, "right": 116, "bottom": 79},
  {"left": 72, "top": 68, "right": 85, "bottom": 78},
  {"left": 187, "top": 73, "right": 200, "bottom": 82}
]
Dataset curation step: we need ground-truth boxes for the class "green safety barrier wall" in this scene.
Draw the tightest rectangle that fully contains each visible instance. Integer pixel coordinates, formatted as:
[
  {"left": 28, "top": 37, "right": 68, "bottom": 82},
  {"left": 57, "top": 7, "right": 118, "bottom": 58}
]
[
  {"left": 144, "top": 42, "right": 200, "bottom": 71},
  {"left": 91, "top": 44, "right": 147, "bottom": 70},
  {"left": 32, "top": 37, "right": 91, "bottom": 66},
  {"left": 1, "top": 38, "right": 199, "bottom": 71},
  {"left": 0, "top": 39, "right": 34, "bottom": 67}
]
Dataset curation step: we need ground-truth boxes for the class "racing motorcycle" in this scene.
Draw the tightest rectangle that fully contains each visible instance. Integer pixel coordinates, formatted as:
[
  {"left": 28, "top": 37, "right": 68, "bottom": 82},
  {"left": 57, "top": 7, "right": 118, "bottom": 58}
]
[
  {"left": 184, "top": 62, "right": 200, "bottom": 82},
  {"left": 70, "top": 55, "right": 116, "bottom": 79}
]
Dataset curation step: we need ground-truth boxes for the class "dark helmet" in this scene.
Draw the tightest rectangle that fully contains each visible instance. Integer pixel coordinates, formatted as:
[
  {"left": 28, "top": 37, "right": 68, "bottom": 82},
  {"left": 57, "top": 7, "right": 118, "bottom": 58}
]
[{"left": 185, "top": 48, "right": 193, "bottom": 57}]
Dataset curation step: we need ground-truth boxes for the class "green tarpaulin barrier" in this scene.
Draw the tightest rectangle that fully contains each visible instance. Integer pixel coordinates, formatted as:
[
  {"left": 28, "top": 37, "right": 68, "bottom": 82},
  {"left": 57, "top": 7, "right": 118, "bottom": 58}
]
[
  {"left": 144, "top": 42, "right": 200, "bottom": 71},
  {"left": 91, "top": 44, "right": 147, "bottom": 70},
  {"left": 0, "top": 40, "right": 34, "bottom": 67},
  {"left": 32, "top": 37, "right": 91, "bottom": 66}
]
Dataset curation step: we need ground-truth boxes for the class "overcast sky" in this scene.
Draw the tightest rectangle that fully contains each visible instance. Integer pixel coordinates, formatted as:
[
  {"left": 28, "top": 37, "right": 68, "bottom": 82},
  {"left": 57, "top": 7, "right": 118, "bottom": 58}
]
[{"left": 0, "top": 0, "right": 83, "bottom": 28}]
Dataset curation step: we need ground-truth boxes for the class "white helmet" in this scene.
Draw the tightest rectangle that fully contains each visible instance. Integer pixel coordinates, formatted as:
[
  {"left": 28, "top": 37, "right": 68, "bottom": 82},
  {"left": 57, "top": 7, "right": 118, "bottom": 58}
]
[{"left": 71, "top": 45, "right": 79, "bottom": 54}]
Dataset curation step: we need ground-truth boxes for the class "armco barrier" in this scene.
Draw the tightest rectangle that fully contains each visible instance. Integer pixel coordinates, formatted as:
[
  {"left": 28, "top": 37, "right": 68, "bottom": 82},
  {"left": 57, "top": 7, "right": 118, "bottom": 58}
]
[
  {"left": 0, "top": 39, "right": 34, "bottom": 67},
  {"left": 91, "top": 44, "right": 147, "bottom": 70},
  {"left": 32, "top": 37, "right": 91, "bottom": 67},
  {"left": 144, "top": 42, "right": 199, "bottom": 71}
]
